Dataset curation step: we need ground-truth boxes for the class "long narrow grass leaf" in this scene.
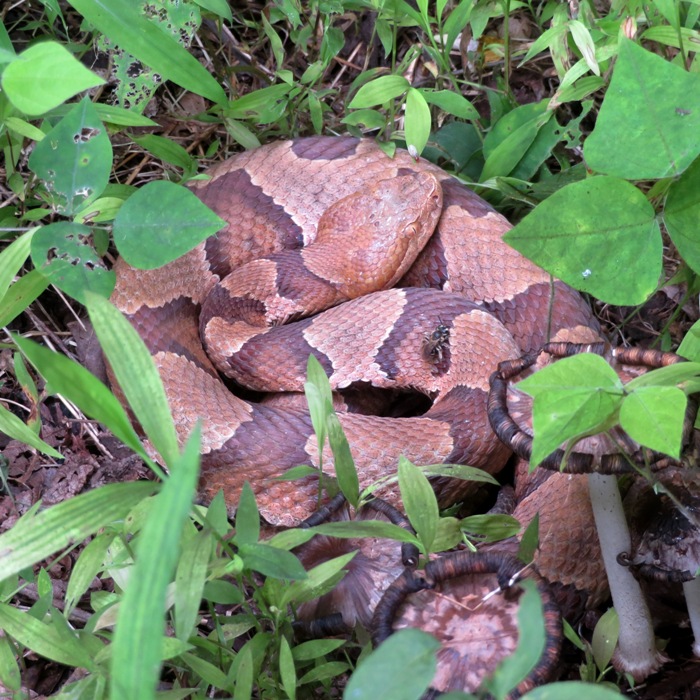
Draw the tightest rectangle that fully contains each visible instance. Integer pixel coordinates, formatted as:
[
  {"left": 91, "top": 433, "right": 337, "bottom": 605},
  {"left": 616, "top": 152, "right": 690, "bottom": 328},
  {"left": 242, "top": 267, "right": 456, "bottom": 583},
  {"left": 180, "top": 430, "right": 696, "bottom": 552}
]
[
  {"left": 12, "top": 333, "right": 149, "bottom": 463},
  {"left": 0, "top": 481, "right": 156, "bottom": 583},
  {"left": 110, "top": 425, "right": 201, "bottom": 700},
  {"left": 85, "top": 292, "right": 179, "bottom": 466},
  {"left": 0, "top": 402, "right": 62, "bottom": 458},
  {"left": 65, "top": 0, "right": 226, "bottom": 104}
]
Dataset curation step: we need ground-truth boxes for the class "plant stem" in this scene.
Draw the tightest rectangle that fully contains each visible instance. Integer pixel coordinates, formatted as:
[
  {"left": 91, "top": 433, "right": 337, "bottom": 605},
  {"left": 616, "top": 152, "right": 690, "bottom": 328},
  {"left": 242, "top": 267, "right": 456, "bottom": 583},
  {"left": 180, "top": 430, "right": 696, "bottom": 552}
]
[{"left": 587, "top": 472, "right": 663, "bottom": 681}]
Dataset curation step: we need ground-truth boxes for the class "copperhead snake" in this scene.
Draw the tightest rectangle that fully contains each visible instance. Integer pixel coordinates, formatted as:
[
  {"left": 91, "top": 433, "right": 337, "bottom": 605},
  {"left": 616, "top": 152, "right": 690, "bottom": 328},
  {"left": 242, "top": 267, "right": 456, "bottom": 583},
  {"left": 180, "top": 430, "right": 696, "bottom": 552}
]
[{"left": 110, "top": 136, "right": 600, "bottom": 567}]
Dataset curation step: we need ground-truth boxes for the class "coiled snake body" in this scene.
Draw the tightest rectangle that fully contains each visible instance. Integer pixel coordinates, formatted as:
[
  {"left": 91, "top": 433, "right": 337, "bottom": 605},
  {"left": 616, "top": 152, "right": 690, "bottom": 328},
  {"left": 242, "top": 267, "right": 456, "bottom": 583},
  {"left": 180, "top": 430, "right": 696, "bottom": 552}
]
[{"left": 111, "top": 136, "right": 597, "bottom": 531}]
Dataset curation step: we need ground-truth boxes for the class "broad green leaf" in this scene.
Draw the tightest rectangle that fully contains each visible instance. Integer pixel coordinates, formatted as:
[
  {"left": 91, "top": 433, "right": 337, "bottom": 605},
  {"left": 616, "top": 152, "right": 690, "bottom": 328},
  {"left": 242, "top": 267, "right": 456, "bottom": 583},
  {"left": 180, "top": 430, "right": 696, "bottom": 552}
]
[
  {"left": 518, "top": 354, "right": 624, "bottom": 467},
  {"left": 522, "top": 681, "right": 624, "bottom": 699},
  {"left": 0, "top": 603, "right": 95, "bottom": 670},
  {"left": 343, "top": 628, "right": 439, "bottom": 700},
  {"left": 30, "top": 222, "right": 115, "bottom": 303},
  {"left": 591, "top": 607, "right": 619, "bottom": 674},
  {"left": 1, "top": 41, "right": 104, "bottom": 115},
  {"left": 482, "top": 580, "right": 545, "bottom": 698},
  {"left": 504, "top": 177, "right": 662, "bottom": 305},
  {"left": 85, "top": 292, "right": 179, "bottom": 466},
  {"left": 237, "top": 542, "right": 307, "bottom": 580},
  {"left": 584, "top": 39, "right": 700, "bottom": 179},
  {"left": 66, "top": 0, "right": 226, "bottom": 104},
  {"left": 0, "top": 481, "right": 156, "bottom": 583},
  {"left": 620, "top": 385, "right": 686, "bottom": 457},
  {"left": 349, "top": 75, "right": 411, "bottom": 108},
  {"left": 110, "top": 425, "right": 201, "bottom": 700},
  {"left": 679, "top": 320, "right": 700, "bottom": 361},
  {"left": 665, "top": 156, "right": 700, "bottom": 275},
  {"left": 304, "top": 354, "right": 333, "bottom": 468},
  {"left": 28, "top": 98, "right": 112, "bottom": 216},
  {"left": 13, "top": 333, "right": 148, "bottom": 462},
  {"left": 398, "top": 456, "right": 439, "bottom": 554},
  {"left": 112, "top": 180, "right": 226, "bottom": 269},
  {"left": 404, "top": 87, "right": 431, "bottom": 155},
  {"left": 420, "top": 89, "right": 479, "bottom": 121},
  {"left": 0, "top": 402, "right": 62, "bottom": 458},
  {"left": 431, "top": 515, "right": 462, "bottom": 552}
]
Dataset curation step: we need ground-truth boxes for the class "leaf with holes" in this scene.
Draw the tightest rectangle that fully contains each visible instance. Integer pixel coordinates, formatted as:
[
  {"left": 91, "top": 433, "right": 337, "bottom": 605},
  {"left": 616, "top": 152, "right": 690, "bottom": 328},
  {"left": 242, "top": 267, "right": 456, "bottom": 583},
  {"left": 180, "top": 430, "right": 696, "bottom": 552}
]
[
  {"left": 28, "top": 98, "right": 112, "bottom": 216},
  {"left": 30, "top": 222, "right": 115, "bottom": 303}
]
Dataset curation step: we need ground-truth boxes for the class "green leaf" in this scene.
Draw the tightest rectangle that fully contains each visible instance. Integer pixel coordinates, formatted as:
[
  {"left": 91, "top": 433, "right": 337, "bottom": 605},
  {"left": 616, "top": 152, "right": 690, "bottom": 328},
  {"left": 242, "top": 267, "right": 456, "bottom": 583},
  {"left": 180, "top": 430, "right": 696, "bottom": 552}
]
[
  {"left": 348, "top": 75, "right": 411, "bottom": 108},
  {"left": 0, "top": 635, "right": 21, "bottom": 691},
  {"left": 279, "top": 636, "right": 297, "bottom": 700},
  {"left": 237, "top": 542, "right": 307, "bottom": 580},
  {"left": 193, "top": 0, "right": 232, "bottom": 22},
  {"left": 110, "top": 425, "right": 201, "bottom": 700},
  {"left": 665, "top": 155, "right": 700, "bottom": 275},
  {"left": 679, "top": 320, "right": 700, "bottom": 361},
  {"left": 304, "top": 354, "right": 333, "bottom": 467},
  {"left": 0, "top": 481, "right": 156, "bottom": 584},
  {"left": 1, "top": 41, "right": 104, "bottom": 115},
  {"left": 518, "top": 354, "right": 624, "bottom": 467},
  {"left": 131, "top": 133, "right": 198, "bottom": 174},
  {"left": 112, "top": 180, "right": 226, "bottom": 269},
  {"left": 0, "top": 269, "right": 50, "bottom": 327},
  {"left": 30, "top": 222, "right": 115, "bottom": 303},
  {"left": 620, "top": 385, "right": 686, "bottom": 458},
  {"left": 234, "top": 482, "right": 261, "bottom": 546},
  {"left": 28, "top": 97, "right": 112, "bottom": 216},
  {"left": 420, "top": 89, "right": 479, "bottom": 121},
  {"left": 584, "top": 39, "right": 700, "bottom": 179},
  {"left": 174, "top": 526, "right": 213, "bottom": 641},
  {"left": 0, "top": 603, "right": 95, "bottom": 670},
  {"left": 12, "top": 333, "right": 149, "bottom": 462},
  {"left": 0, "top": 229, "right": 33, "bottom": 300},
  {"left": 280, "top": 550, "right": 355, "bottom": 608},
  {"left": 404, "top": 87, "right": 431, "bottom": 155},
  {"left": 66, "top": 0, "right": 226, "bottom": 104},
  {"left": 522, "top": 681, "right": 625, "bottom": 699},
  {"left": 343, "top": 628, "right": 439, "bottom": 700},
  {"left": 0, "top": 402, "right": 62, "bottom": 458},
  {"left": 327, "top": 412, "right": 359, "bottom": 506},
  {"left": 459, "top": 514, "right": 521, "bottom": 542},
  {"left": 85, "top": 292, "right": 180, "bottom": 466},
  {"left": 308, "top": 519, "right": 419, "bottom": 543},
  {"left": 591, "top": 607, "right": 619, "bottom": 674},
  {"left": 398, "top": 456, "right": 439, "bottom": 554},
  {"left": 65, "top": 532, "right": 114, "bottom": 615},
  {"left": 483, "top": 580, "right": 546, "bottom": 698},
  {"left": 504, "top": 177, "right": 662, "bottom": 305},
  {"left": 482, "top": 103, "right": 558, "bottom": 182}
]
